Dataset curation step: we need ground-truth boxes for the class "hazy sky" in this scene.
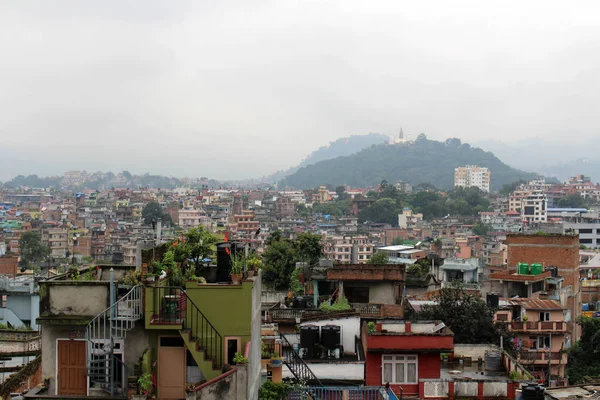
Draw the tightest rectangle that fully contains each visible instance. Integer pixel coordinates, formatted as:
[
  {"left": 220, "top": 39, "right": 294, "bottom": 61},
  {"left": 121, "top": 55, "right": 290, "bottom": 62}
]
[{"left": 1, "top": 0, "right": 600, "bottom": 181}]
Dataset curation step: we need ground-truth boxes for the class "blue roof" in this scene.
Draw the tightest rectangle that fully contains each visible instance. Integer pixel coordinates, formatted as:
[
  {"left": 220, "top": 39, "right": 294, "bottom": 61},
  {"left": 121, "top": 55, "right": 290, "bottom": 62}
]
[{"left": 548, "top": 208, "right": 588, "bottom": 213}]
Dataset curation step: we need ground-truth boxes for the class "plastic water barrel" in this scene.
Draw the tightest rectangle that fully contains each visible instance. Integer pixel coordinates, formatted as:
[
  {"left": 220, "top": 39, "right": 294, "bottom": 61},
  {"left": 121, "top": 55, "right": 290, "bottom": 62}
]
[
  {"left": 518, "top": 263, "right": 530, "bottom": 275},
  {"left": 530, "top": 263, "right": 543, "bottom": 275}
]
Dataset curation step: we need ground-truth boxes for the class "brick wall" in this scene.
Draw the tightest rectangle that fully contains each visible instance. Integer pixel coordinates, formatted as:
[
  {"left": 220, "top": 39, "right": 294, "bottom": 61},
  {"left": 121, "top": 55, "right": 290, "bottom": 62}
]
[
  {"left": 0, "top": 256, "right": 19, "bottom": 277},
  {"left": 505, "top": 234, "right": 581, "bottom": 340}
]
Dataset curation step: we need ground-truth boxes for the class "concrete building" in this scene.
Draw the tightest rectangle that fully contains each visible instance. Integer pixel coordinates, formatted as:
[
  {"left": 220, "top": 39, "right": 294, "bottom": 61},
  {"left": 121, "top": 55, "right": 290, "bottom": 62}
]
[
  {"left": 495, "top": 298, "right": 568, "bottom": 379},
  {"left": 454, "top": 165, "right": 491, "bottom": 192},
  {"left": 323, "top": 235, "right": 374, "bottom": 264},
  {"left": 549, "top": 208, "right": 600, "bottom": 249},
  {"left": 520, "top": 191, "right": 548, "bottom": 223},
  {"left": 398, "top": 208, "right": 423, "bottom": 229}
]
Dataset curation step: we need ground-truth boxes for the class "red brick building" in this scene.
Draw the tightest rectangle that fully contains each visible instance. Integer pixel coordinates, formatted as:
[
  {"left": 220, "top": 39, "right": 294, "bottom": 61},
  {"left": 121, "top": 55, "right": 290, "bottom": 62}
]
[
  {"left": 363, "top": 320, "right": 453, "bottom": 397},
  {"left": 504, "top": 234, "right": 581, "bottom": 340}
]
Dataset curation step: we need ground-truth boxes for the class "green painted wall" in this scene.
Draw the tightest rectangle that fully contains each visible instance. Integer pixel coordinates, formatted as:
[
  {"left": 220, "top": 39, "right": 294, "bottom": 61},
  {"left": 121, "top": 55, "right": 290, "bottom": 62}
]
[{"left": 184, "top": 281, "right": 254, "bottom": 341}]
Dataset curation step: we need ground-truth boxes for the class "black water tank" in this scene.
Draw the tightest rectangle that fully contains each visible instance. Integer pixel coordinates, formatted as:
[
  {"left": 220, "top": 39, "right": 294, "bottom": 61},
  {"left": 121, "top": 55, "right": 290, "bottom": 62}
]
[
  {"left": 111, "top": 251, "right": 124, "bottom": 264},
  {"left": 300, "top": 325, "right": 320, "bottom": 358},
  {"left": 304, "top": 295, "right": 315, "bottom": 309},
  {"left": 522, "top": 384, "right": 545, "bottom": 400},
  {"left": 486, "top": 293, "right": 499, "bottom": 308},
  {"left": 293, "top": 296, "right": 306, "bottom": 309},
  {"left": 321, "top": 325, "right": 341, "bottom": 350}
]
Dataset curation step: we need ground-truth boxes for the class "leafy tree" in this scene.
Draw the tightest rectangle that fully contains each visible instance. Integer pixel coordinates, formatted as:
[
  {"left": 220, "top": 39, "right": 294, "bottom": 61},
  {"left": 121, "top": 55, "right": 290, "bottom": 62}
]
[
  {"left": 418, "top": 283, "right": 506, "bottom": 344},
  {"left": 295, "top": 233, "right": 323, "bottom": 267},
  {"left": 19, "top": 231, "right": 50, "bottom": 266},
  {"left": 142, "top": 201, "right": 172, "bottom": 225},
  {"left": 170, "top": 227, "right": 219, "bottom": 273},
  {"left": 335, "top": 185, "right": 349, "bottom": 201},
  {"left": 567, "top": 317, "right": 600, "bottom": 384},
  {"left": 472, "top": 222, "right": 493, "bottom": 236},
  {"left": 262, "top": 236, "right": 297, "bottom": 290},
  {"left": 262, "top": 232, "right": 323, "bottom": 290},
  {"left": 558, "top": 193, "right": 587, "bottom": 208},
  {"left": 368, "top": 251, "right": 389, "bottom": 264},
  {"left": 359, "top": 198, "right": 401, "bottom": 225}
]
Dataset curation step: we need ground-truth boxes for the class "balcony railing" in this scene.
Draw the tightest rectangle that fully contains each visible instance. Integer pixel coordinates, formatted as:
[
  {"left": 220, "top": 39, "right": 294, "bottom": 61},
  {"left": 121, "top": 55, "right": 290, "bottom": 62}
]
[
  {"left": 352, "top": 303, "right": 381, "bottom": 316},
  {"left": 509, "top": 321, "right": 566, "bottom": 332},
  {"left": 521, "top": 351, "right": 564, "bottom": 363},
  {"left": 286, "top": 386, "right": 389, "bottom": 399},
  {"left": 441, "top": 281, "right": 481, "bottom": 290},
  {"left": 582, "top": 279, "right": 600, "bottom": 288}
]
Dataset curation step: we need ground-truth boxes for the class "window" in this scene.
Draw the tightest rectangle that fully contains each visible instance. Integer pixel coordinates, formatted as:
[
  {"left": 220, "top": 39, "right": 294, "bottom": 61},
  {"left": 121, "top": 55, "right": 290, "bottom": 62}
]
[
  {"left": 539, "top": 312, "right": 550, "bottom": 321},
  {"left": 382, "top": 355, "right": 417, "bottom": 384},
  {"left": 534, "top": 336, "right": 550, "bottom": 349},
  {"left": 581, "top": 239, "right": 593, "bottom": 244},
  {"left": 579, "top": 229, "right": 593, "bottom": 234}
]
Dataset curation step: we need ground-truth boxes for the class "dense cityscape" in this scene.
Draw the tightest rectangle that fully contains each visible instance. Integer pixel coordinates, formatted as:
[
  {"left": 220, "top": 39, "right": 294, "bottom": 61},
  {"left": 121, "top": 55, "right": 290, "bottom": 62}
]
[{"left": 0, "top": 160, "right": 599, "bottom": 399}]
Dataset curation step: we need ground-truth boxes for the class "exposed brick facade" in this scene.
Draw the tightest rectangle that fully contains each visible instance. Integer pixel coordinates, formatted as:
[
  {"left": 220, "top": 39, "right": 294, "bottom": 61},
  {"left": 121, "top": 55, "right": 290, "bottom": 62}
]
[
  {"left": 0, "top": 256, "right": 19, "bottom": 277},
  {"left": 504, "top": 234, "right": 581, "bottom": 340}
]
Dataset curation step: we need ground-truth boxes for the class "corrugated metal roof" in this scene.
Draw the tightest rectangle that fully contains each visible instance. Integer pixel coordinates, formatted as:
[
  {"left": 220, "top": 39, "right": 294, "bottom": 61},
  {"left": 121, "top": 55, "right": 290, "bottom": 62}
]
[{"left": 506, "top": 298, "right": 565, "bottom": 310}]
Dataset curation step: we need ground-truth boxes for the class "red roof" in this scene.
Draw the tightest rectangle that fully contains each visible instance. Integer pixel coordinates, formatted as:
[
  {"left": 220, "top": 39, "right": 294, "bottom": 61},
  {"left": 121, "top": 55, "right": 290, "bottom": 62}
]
[{"left": 505, "top": 211, "right": 520, "bottom": 216}]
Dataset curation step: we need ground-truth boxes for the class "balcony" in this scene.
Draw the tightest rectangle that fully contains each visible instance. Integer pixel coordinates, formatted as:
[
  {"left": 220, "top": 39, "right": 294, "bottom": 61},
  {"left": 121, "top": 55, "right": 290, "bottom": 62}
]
[
  {"left": 509, "top": 320, "right": 566, "bottom": 332},
  {"left": 582, "top": 279, "right": 600, "bottom": 288},
  {"left": 520, "top": 351, "right": 566, "bottom": 364}
]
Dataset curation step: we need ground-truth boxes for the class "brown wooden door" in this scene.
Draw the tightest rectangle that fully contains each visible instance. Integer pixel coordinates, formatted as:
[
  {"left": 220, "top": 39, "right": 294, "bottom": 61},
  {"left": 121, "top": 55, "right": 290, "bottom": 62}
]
[
  {"left": 57, "top": 340, "right": 87, "bottom": 396},
  {"left": 158, "top": 346, "right": 186, "bottom": 399}
]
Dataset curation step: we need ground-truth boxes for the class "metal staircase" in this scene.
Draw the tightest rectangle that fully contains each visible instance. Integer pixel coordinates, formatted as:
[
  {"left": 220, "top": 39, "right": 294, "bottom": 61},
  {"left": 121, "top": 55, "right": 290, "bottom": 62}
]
[
  {"left": 86, "top": 284, "right": 143, "bottom": 396},
  {"left": 279, "top": 333, "right": 321, "bottom": 385}
]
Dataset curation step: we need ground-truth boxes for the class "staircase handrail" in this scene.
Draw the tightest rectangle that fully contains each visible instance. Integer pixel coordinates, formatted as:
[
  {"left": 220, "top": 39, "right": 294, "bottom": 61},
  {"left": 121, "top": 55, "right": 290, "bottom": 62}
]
[
  {"left": 87, "top": 284, "right": 143, "bottom": 327},
  {"left": 279, "top": 332, "right": 322, "bottom": 385},
  {"left": 180, "top": 287, "right": 224, "bottom": 369}
]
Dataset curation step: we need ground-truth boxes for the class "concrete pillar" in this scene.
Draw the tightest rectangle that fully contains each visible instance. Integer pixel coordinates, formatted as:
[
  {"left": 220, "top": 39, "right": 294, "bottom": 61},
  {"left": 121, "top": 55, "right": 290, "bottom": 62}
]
[
  {"left": 313, "top": 281, "right": 319, "bottom": 309},
  {"left": 338, "top": 281, "right": 344, "bottom": 299},
  {"left": 527, "top": 283, "right": 533, "bottom": 297}
]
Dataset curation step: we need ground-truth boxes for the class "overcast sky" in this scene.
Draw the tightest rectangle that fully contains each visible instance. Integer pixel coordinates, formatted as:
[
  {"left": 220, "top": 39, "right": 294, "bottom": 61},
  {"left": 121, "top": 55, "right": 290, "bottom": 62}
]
[{"left": 1, "top": 0, "right": 599, "bottom": 181}]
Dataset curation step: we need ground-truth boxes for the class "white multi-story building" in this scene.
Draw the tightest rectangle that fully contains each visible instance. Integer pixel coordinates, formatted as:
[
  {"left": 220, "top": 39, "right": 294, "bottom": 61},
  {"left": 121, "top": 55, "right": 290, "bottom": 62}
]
[
  {"left": 520, "top": 190, "right": 548, "bottom": 223},
  {"left": 454, "top": 165, "right": 491, "bottom": 192}
]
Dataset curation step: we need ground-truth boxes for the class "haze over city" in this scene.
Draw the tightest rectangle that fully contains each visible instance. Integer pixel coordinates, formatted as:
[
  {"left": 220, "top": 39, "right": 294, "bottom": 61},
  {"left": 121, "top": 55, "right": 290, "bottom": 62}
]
[{"left": 2, "top": 0, "right": 600, "bottom": 181}]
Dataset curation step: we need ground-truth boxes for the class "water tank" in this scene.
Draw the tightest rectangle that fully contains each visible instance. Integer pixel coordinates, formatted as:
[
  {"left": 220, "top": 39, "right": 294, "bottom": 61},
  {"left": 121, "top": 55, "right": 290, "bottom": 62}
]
[
  {"left": 321, "top": 325, "right": 341, "bottom": 351},
  {"left": 486, "top": 293, "right": 500, "bottom": 309},
  {"left": 521, "top": 384, "right": 545, "bottom": 400},
  {"left": 530, "top": 263, "right": 543, "bottom": 275},
  {"left": 582, "top": 303, "right": 589, "bottom": 312},
  {"left": 300, "top": 325, "right": 320, "bottom": 358},
  {"left": 304, "top": 295, "right": 315, "bottom": 309},
  {"left": 293, "top": 296, "right": 306, "bottom": 309},
  {"left": 518, "top": 263, "right": 530, "bottom": 275},
  {"left": 484, "top": 350, "right": 503, "bottom": 371},
  {"left": 111, "top": 251, "right": 124, "bottom": 264}
]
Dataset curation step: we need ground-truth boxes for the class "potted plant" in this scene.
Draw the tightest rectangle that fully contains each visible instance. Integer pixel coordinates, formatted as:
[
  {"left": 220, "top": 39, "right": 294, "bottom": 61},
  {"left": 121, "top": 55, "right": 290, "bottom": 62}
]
[
  {"left": 246, "top": 253, "right": 262, "bottom": 277},
  {"left": 230, "top": 254, "right": 244, "bottom": 284},
  {"left": 233, "top": 352, "right": 248, "bottom": 365},
  {"left": 133, "top": 373, "right": 153, "bottom": 399}
]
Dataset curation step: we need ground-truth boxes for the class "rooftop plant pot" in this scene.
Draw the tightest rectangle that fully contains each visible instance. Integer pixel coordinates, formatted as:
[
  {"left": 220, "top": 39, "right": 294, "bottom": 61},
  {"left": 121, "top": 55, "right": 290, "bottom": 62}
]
[{"left": 231, "top": 273, "right": 243, "bottom": 284}]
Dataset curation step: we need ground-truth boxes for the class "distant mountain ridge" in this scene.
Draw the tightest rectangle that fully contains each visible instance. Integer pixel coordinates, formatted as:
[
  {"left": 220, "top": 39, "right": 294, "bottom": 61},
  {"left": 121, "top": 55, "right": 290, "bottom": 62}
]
[
  {"left": 265, "top": 133, "right": 389, "bottom": 181},
  {"left": 279, "top": 135, "right": 538, "bottom": 190}
]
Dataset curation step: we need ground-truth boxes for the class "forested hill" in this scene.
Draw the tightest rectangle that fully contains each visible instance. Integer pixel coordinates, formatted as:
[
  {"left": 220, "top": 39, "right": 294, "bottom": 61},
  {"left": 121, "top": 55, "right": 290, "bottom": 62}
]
[
  {"left": 279, "top": 135, "right": 538, "bottom": 190},
  {"left": 266, "top": 133, "right": 389, "bottom": 181}
]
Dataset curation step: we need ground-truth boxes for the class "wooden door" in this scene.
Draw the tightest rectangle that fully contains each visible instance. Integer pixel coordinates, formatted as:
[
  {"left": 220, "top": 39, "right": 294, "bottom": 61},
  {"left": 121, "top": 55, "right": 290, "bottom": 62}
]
[
  {"left": 57, "top": 340, "right": 87, "bottom": 396},
  {"left": 158, "top": 346, "right": 186, "bottom": 399}
]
